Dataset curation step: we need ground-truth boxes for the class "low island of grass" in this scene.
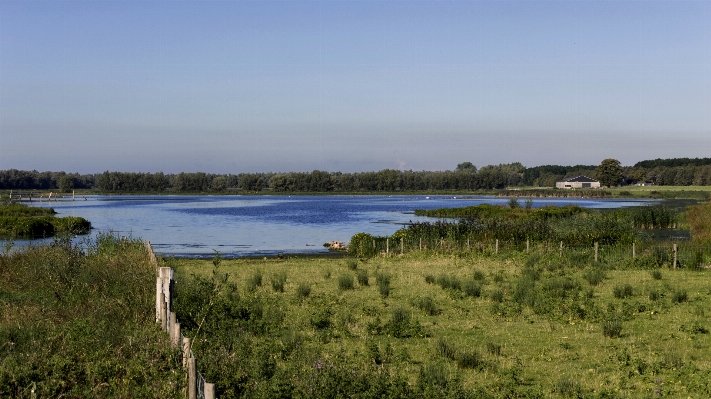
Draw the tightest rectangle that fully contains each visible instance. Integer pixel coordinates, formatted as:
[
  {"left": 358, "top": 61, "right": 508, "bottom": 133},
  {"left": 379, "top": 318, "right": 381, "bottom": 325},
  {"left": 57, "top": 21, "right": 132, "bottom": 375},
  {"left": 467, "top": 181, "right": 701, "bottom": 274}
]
[{"left": 0, "top": 202, "right": 91, "bottom": 238}]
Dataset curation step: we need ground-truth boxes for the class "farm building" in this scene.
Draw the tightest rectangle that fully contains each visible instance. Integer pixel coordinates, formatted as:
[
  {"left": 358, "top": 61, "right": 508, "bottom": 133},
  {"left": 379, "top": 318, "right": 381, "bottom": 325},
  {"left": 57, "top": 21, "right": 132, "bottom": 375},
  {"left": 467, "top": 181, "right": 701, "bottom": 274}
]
[{"left": 555, "top": 176, "right": 601, "bottom": 189}]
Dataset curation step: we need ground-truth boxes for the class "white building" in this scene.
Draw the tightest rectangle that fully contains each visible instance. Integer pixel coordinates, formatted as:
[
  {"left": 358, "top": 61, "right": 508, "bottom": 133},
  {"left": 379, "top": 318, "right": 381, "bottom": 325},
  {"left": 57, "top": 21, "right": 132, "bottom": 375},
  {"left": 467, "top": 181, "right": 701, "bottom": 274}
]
[{"left": 555, "top": 176, "right": 601, "bottom": 189}]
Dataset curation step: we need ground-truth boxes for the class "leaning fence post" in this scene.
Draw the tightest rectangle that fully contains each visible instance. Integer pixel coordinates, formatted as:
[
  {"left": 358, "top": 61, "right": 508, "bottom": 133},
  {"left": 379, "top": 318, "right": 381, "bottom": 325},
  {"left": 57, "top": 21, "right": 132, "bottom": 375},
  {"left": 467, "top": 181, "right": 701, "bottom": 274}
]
[
  {"left": 673, "top": 244, "right": 678, "bottom": 269},
  {"left": 183, "top": 337, "right": 192, "bottom": 368},
  {"left": 205, "top": 383, "right": 216, "bottom": 399},
  {"left": 594, "top": 242, "right": 599, "bottom": 262},
  {"left": 188, "top": 357, "right": 197, "bottom": 399},
  {"left": 495, "top": 239, "right": 499, "bottom": 254}
]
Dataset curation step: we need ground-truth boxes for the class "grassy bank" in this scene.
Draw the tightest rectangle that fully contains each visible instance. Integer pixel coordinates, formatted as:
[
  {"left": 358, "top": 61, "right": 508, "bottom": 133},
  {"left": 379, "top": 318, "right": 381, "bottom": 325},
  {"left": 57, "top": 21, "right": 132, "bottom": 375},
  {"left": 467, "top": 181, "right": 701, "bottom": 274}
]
[
  {"left": 170, "top": 246, "right": 711, "bottom": 398},
  {"left": 0, "top": 234, "right": 182, "bottom": 397},
  {"left": 0, "top": 202, "right": 91, "bottom": 238}
]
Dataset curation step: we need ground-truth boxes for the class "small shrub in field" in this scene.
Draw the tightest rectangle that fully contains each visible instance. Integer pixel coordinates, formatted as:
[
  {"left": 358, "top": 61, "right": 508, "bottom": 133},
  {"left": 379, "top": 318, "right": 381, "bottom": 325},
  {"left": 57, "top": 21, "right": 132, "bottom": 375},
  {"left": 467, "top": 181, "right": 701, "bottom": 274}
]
[
  {"left": 486, "top": 342, "right": 502, "bottom": 356},
  {"left": 424, "top": 274, "right": 435, "bottom": 284},
  {"left": 247, "top": 271, "right": 263, "bottom": 292},
  {"left": 418, "top": 363, "right": 449, "bottom": 391},
  {"left": 376, "top": 273, "right": 392, "bottom": 298},
  {"left": 651, "top": 269, "right": 662, "bottom": 280},
  {"left": 649, "top": 290, "right": 661, "bottom": 301},
  {"left": 613, "top": 284, "right": 633, "bottom": 299},
  {"left": 555, "top": 376, "right": 581, "bottom": 397},
  {"left": 323, "top": 269, "right": 331, "bottom": 279},
  {"left": 338, "top": 274, "right": 354, "bottom": 291},
  {"left": 414, "top": 296, "right": 440, "bottom": 316},
  {"left": 472, "top": 270, "right": 485, "bottom": 281},
  {"left": 356, "top": 269, "right": 369, "bottom": 286},
  {"left": 490, "top": 289, "right": 504, "bottom": 303},
  {"left": 462, "top": 279, "right": 481, "bottom": 297},
  {"left": 436, "top": 338, "right": 457, "bottom": 360},
  {"left": 583, "top": 268, "right": 606, "bottom": 286},
  {"left": 310, "top": 308, "right": 331, "bottom": 330},
  {"left": 456, "top": 350, "right": 482, "bottom": 369},
  {"left": 384, "top": 307, "right": 419, "bottom": 338},
  {"left": 436, "top": 274, "right": 461, "bottom": 291},
  {"left": 270, "top": 271, "right": 287, "bottom": 292},
  {"left": 295, "top": 283, "right": 311, "bottom": 300},
  {"left": 346, "top": 259, "right": 358, "bottom": 270},
  {"left": 603, "top": 318, "right": 623, "bottom": 338},
  {"left": 672, "top": 290, "right": 688, "bottom": 303}
]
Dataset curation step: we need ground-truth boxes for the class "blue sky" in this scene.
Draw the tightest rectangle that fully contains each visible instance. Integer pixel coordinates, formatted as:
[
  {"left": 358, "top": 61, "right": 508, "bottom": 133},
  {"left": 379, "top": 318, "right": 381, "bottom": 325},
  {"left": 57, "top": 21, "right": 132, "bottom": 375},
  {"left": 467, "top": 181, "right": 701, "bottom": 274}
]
[{"left": 1, "top": 1, "right": 709, "bottom": 174}]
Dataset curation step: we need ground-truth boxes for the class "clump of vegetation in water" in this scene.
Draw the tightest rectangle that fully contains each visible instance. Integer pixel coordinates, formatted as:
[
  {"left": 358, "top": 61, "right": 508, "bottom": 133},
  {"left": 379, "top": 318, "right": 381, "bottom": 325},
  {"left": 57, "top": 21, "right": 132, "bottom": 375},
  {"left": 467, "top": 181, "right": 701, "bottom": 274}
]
[{"left": 0, "top": 202, "right": 91, "bottom": 238}]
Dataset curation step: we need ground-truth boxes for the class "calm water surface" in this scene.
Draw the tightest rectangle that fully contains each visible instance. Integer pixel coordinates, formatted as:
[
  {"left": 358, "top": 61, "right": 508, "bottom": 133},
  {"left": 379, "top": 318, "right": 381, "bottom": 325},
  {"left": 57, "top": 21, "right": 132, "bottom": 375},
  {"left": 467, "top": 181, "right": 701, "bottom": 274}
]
[{"left": 19, "top": 195, "right": 657, "bottom": 257}]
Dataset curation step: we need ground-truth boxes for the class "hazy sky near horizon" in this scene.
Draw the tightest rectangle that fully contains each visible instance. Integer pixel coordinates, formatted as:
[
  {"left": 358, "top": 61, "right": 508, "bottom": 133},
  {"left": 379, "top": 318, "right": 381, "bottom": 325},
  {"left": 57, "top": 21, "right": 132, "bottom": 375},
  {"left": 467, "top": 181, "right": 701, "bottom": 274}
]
[{"left": 1, "top": 1, "right": 709, "bottom": 174}]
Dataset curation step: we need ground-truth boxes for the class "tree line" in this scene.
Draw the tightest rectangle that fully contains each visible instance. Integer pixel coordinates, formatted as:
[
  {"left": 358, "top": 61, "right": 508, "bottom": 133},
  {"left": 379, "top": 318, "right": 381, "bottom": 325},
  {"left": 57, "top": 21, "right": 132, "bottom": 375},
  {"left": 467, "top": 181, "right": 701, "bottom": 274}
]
[{"left": 2, "top": 157, "right": 711, "bottom": 193}]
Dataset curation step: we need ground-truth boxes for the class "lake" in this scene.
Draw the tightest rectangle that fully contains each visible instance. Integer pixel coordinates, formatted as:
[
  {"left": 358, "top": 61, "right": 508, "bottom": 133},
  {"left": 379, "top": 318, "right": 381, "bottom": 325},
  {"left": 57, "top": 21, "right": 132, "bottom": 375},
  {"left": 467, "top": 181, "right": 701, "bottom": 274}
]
[{"left": 17, "top": 195, "right": 658, "bottom": 258}]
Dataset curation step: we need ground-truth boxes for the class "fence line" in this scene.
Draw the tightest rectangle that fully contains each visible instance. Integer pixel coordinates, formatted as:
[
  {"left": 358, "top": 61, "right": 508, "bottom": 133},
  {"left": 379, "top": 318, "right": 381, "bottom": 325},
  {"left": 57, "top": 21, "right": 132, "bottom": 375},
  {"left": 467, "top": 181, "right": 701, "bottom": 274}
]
[
  {"left": 360, "top": 237, "right": 711, "bottom": 268},
  {"left": 146, "top": 240, "right": 215, "bottom": 399}
]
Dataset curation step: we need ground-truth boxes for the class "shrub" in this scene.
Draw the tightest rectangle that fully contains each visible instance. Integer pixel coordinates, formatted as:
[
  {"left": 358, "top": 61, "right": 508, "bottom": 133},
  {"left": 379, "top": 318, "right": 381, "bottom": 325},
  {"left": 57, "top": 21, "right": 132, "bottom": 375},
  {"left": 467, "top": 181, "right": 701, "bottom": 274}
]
[
  {"left": 436, "top": 274, "right": 461, "bottom": 291},
  {"left": 649, "top": 289, "right": 661, "bottom": 301},
  {"left": 651, "top": 269, "right": 662, "bottom": 280},
  {"left": 472, "top": 270, "right": 485, "bottom": 281},
  {"left": 346, "top": 259, "right": 358, "bottom": 270},
  {"left": 555, "top": 376, "right": 581, "bottom": 397},
  {"left": 486, "top": 342, "right": 502, "bottom": 356},
  {"left": 436, "top": 338, "right": 457, "bottom": 360},
  {"left": 246, "top": 271, "right": 263, "bottom": 292},
  {"left": 295, "top": 283, "right": 311, "bottom": 301},
  {"left": 613, "top": 284, "right": 633, "bottom": 299},
  {"left": 603, "top": 318, "right": 623, "bottom": 338},
  {"left": 672, "top": 290, "right": 688, "bottom": 303},
  {"left": 356, "top": 269, "right": 369, "bottom": 286},
  {"left": 310, "top": 308, "right": 331, "bottom": 330},
  {"left": 424, "top": 274, "right": 435, "bottom": 284},
  {"left": 462, "top": 279, "right": 481, "bottom": 297},
  {"left": 456, "top": 350, "right": 482, "bottom": 369},
  {"left": 583, "top": 268, "right": 606, "bottom": 286},
  {"left": 376, "top": 273, "right": 392, "bottom": 298},
  {"left": 384, "top": 307, "right": 420, "bottom": 338},
  {"left": 490, "top": 289, "right": 504, "bottom": 303},
  {"left": 338, "top": 274, "right": 354, "bottom": 291},
  {"left": 270, "top": 271, "right": 287, "bottom": 292},
  {"left": 414, "top": 296, "right": 440, "bottom": 316}
]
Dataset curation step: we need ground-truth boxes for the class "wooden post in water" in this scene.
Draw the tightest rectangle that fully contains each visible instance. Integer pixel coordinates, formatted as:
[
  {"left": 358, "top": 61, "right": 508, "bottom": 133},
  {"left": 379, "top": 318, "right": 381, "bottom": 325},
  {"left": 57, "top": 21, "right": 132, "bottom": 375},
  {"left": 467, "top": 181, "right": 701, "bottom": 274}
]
[
  {"left": 495, "top": 239, "right": 499, "bottom": 254},
  {"left": 182, "top": 337, "right": 192, "bottom": 368},
  {"left": 72, "top": 190, "right": 75, "bottom": 201},
  {"left": 594, "top": 242, "right": 599, "bottom": 262},
  {"left": 673, "top": 244, "right": 678, "bottom": 269},
  {"left": 205, "top": 383, "right": 216, "bottom": 399},
  {"left": 188, "top": 357, "right": 197, "bottom": 399}
]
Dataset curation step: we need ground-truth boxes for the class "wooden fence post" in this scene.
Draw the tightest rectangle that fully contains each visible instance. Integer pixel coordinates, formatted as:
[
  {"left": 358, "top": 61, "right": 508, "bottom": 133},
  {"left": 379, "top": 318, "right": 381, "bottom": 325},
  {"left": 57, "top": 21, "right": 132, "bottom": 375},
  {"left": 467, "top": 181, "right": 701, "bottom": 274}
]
[
  {"left": 386, "top": 238, "right": 389, "bottom": 254},
  {"left": 205, "top": 383, "right": 216, "bottom": 399},
  {"left": 169, "top": 312, "right": 176, "bottom": 341},
  {"left": 373, "top": 239, "right": 375, "bottom": 249},
  {"left": 632, "top": 242, "right": 636, "bottom": 258},
  {"left": 526, "top": 239, "right": 530, "bottom": 253},
  {"left": 183, "top": 337, "right": 192, "bottom": 368},
  {"left": 559, "top": 241, "right": 563, "bottom": 257},
  {"left": 594, "top": 242, "right": 598, "bottom": 262},
  {"left": 159, "top": 293, "right": 167, "bottom": 331},
  {"left": 467, "top": 238, "right": 470, "bottom": 251},
  {"left": 400, "top": 237, "right": 404, "bottom": 254},
  {"left": 172, "top": 323, "right": 181, "bottom": 348},
  {"left": 188, "top": 357, "right": 197, "bottom": 399},
  {"left": 495, "top": 239, "right": 499, "bottom": 254},
  {"left": 673, "top": 244, "right": 678, "bottom": 269},
  {"left": 419, "top": 237, "right": 422, "bottom": 251}
]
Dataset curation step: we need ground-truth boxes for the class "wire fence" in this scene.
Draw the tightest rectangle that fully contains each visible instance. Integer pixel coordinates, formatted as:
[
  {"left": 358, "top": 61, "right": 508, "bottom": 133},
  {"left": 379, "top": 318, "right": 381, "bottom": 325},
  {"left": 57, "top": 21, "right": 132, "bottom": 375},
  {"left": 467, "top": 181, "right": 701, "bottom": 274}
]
[{"left": 362, "top": 236, "right": 711, "bottom": 269}]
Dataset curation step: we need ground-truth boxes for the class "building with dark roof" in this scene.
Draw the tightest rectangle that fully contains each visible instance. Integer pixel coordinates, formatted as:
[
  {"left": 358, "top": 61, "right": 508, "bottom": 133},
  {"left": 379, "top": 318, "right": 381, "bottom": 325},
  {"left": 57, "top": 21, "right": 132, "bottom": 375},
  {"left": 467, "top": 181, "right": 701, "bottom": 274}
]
[{"left": 555, "top": 176, "right": 601, "bottom": 189}]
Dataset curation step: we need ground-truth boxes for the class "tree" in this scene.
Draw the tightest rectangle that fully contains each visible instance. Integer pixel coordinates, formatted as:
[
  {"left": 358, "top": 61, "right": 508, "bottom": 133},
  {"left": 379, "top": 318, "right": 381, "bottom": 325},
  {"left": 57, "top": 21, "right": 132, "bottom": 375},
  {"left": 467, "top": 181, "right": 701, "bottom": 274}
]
[
  {"left": 596, "top": 159, "right": 623, "bottom": 188},
  {"left": 59, "top": 175, "right": 74, "bottom": 193},
  {"left": 211, "top": 176, "right": 227, "bottom": 191},
  {"left": 455, "top": 162, "right": 477, "bottom": 173}
]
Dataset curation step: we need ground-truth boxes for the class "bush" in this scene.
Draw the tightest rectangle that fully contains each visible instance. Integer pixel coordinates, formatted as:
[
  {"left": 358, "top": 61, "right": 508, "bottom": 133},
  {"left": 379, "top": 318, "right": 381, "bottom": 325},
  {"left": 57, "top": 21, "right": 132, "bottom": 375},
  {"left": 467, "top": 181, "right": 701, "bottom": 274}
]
[
  {"left": 583, "top": 268, "right": 606, "bottom": 286},
  {"left": 356, "top": 269, "right": 369, "bottom": 286},
  {"left": 486, "top": 342, "right": 502, "bottom": 356},
  {"left": 472, "top": 270, "right": 485, "bottom": 281},
  {"left": 456, "top": 350, "right": 482, "bottom": 369},
  {"left": 490, "top": 289, "right": 504, "bottom": 303},
  {"left": 603, "top": 318, "right": 623, "bottom": 338},
  {"left": 649, "top": 290, "right": 661, "bottom": 301},
  {"left": 246, "top": 271, "right": 263, "bottom": 292},
  {"left": 338, "top": 274, "right": 354, "bottom": 291},
  {"left": 424, "top": 274, "right": 435, "bottom": 284},
  {"left": 376, "top": 273, "right": 392, "bottom": 298},
  {"left": 462, "top": 279, "right": 481, "bottom": 297},
  {"left": 613, "top": 284, "right": 633, "bottom": 299},
  {"left": 436, "top": 338, "right": 457, "bottom": 360},
  {"left": 270, "top": 271, "right": 287, "bottom": 292},
  {"left": 555, "top": 376, "right": 581, "bottom": 397},
  {"left": 672, "top": 290, "right": 688, "bottom": 303},
  {"left": 295, "top": 283, "right": 311, "bottom": 301},
  {"left": 346, "top": 259, "right": 358, "bottom": 270},
  {"left": 651, "top": 269, "right": 662, "bottom": 280},
  {"left": 414, "top": 296, "right": 440, "bottom": 316},
  {"left": 384, "top": 307, "right": 420, "bottom": 338}
]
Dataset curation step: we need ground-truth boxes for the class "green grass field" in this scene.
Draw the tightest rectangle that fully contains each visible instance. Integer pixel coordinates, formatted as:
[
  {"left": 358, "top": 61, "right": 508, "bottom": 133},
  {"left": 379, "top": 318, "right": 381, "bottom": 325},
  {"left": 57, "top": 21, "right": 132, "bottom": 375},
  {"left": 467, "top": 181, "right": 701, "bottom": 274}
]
[{"left": 172, "top": 249, "right": 711, "bottom": 398}]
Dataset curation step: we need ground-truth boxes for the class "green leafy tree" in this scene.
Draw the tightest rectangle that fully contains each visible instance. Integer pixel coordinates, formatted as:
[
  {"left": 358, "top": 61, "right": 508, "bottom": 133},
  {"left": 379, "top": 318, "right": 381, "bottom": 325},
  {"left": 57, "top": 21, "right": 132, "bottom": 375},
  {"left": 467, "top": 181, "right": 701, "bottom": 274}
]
[
  {"left": 456, "top": 162, "right": 477, "bottom": 173},
  {"left": 596, "top": 158, "right": 623, "bottom": 188},
  {"left": 58, "top": 175, "right": 74, "bottom": 193}
]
